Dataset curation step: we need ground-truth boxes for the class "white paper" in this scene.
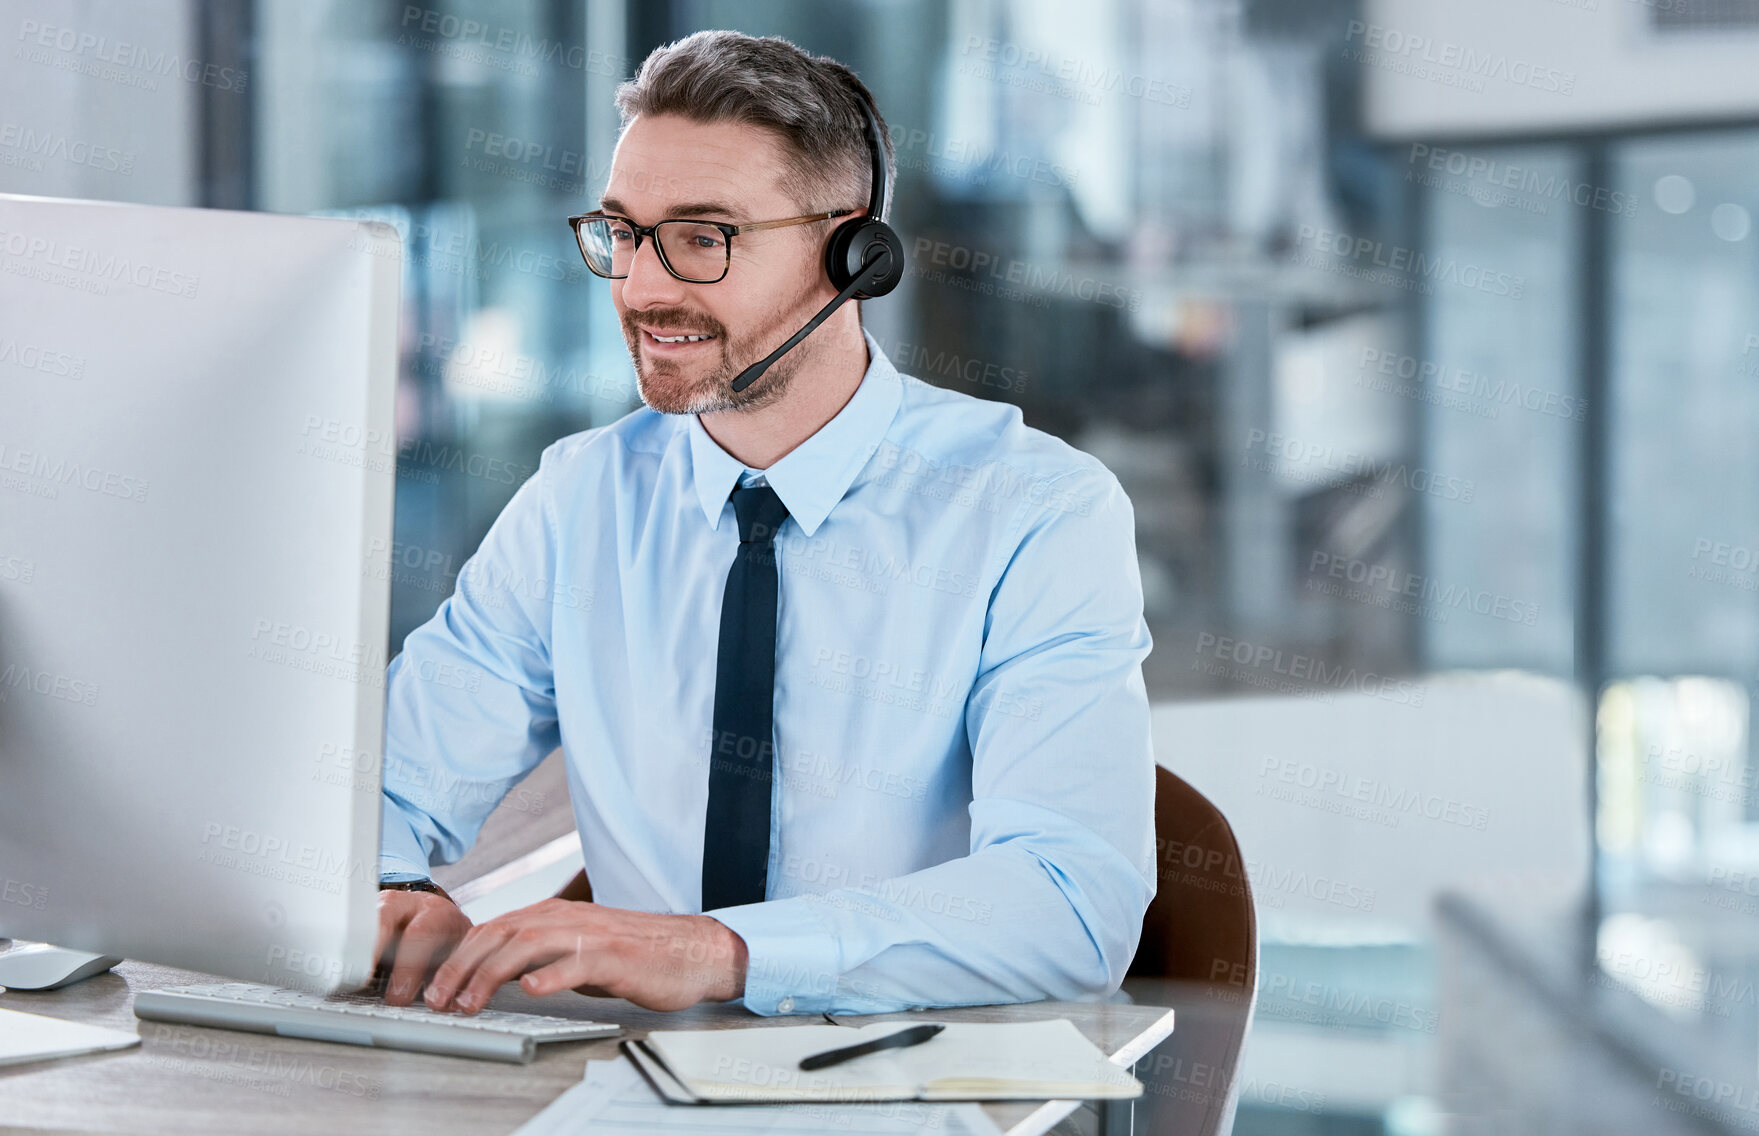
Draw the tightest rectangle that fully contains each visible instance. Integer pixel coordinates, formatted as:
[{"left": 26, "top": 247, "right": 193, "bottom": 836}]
[
  {"left": 512, "top": 1055, "right": 1005, "bottom": 1136},
  {"left": 0, "top": 1007, "right": 140, "bottom": 1066}
]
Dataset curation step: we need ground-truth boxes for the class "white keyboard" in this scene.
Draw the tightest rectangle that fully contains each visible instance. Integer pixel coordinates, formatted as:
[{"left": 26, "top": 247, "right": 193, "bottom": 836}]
[{"left": 133, "top": 981, "right": 621, "bottom": 1063}]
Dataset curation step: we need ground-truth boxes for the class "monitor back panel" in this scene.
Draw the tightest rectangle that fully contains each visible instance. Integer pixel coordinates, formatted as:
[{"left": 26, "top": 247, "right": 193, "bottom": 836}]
[{"left": 0, "top": 194, "right": 400, "bottom": 992}]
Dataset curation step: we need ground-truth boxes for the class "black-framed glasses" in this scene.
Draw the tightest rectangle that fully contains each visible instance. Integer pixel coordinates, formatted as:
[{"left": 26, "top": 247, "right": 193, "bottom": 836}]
[{"left": 567, "top": 209, "right": 852, "bottom": 284}]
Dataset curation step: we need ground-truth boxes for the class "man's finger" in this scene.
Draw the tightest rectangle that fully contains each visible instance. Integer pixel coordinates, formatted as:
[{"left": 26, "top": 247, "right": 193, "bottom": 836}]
[
  {"left": 520, "top": 955, "right": 601, "bottom": 998},
  {"left": 375, "top": 892, "right": 471, "bottom": 1005},
  {"left": 384, "top": 912, "right": 454, "bottom": 1005},
  {"left": 373, "top": 891, "right": 410, "bottom": 969},
  {"left": 451, "top": 932, "right": 569, "bottom": 1013},
  {"left": 426, "top": 919, "right": 516, "bottom": 1009}
]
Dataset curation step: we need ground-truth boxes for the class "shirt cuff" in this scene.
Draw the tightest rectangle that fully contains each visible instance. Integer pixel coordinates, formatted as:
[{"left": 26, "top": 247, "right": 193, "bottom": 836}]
[
  {"left": 705, "top": 897, "right": 841, "bottom": 1016},
  {"left": 378, "top": 794, "right": 432, "bottom": 879}
]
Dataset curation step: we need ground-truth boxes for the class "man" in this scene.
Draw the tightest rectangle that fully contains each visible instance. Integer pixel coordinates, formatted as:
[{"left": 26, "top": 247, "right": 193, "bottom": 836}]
[{"left": 374, "top": 29, "right": 1156, "bottom": 1018}]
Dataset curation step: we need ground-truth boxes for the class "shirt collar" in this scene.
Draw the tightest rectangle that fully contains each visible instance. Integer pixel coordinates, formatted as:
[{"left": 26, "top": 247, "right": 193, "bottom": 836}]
[{"left": 686, "top": 327, "right": 903, "bottom": 537}]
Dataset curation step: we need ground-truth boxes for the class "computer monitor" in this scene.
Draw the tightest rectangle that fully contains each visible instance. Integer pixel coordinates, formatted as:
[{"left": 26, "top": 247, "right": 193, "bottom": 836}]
[{"left": 0, "top": 193, "right": 400, "bottom": 993}]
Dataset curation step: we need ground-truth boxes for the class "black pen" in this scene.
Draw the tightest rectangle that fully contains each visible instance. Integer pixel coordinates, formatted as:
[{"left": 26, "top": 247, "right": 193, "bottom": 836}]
[{"left": 798, "top": 1023, "right": 946, "bottom": 1071}]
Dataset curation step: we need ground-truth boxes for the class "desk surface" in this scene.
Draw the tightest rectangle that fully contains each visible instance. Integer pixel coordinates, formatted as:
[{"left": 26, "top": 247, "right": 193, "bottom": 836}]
[{"left": 0, "top": 960, "right": 1175, "bottom": 1136}]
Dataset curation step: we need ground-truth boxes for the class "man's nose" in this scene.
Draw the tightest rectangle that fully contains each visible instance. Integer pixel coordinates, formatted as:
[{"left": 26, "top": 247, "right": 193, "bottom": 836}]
[{"left": 618, "top": 234, "right": 686, "bottom": 310}]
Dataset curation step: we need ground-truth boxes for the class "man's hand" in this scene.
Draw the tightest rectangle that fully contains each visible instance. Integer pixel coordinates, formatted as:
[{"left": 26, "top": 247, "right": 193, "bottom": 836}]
[
  {"left": 375, "top": 889, "right": 473, "bottom": 1006},
  {"left": 423, "top": 899, "right": 748, "bottom": 1014}
]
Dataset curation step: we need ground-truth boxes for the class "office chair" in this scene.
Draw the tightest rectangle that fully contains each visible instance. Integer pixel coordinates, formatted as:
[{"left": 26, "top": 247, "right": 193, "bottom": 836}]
[
  {"left": 554, "top": 866, "right": 593, "bottom": 903},
  {"left": 1130, "top": 766, "right": 1258, "bottom": 984},
  {"left": 1114, "top": 765, "right": 1259, "bottom": 1136}
]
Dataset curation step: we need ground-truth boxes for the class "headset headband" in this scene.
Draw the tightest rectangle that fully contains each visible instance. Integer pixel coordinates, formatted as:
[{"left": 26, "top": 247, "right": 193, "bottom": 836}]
[{"left": 856, "top": 98, "right": 887, "bottom": 225}]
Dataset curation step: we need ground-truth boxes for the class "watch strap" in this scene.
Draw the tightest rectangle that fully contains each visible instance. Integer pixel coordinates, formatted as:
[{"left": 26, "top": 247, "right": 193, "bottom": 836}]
[{"left": 378, "top": 877, "right": 455, "bottom": 905}]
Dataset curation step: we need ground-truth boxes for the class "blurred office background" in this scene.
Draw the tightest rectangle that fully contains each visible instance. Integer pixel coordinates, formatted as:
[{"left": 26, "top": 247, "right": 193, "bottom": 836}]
[{"left": 6, "top": 0, "right": 1758, "bottom": 1131}]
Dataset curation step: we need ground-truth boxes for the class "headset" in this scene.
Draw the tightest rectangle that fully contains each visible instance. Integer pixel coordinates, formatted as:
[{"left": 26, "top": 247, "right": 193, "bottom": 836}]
[{"left": 729, "top": 95, "right": 906, "bottom": 392}]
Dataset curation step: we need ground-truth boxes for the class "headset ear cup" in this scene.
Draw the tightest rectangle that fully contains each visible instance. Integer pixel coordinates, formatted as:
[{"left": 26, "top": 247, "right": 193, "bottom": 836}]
[{"left": 825, "top": 218, "right": 905, "bottom": 299}]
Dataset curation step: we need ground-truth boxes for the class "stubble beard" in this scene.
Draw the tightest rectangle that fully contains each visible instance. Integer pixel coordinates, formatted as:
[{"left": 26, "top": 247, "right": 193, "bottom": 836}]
[{"left": 624, "top": 280, "right": 821, "bottom": 416}]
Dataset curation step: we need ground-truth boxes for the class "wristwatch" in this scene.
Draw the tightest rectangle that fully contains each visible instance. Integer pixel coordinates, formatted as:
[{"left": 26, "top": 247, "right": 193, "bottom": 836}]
[{"left": 378, "top": 876, "right": 455, "bottom": 905}]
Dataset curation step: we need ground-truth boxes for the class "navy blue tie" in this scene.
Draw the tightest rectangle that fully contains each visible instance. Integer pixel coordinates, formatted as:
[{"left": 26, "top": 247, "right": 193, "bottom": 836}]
[{"left": 701, "top": 483, "right": 790, "bottom": 911}]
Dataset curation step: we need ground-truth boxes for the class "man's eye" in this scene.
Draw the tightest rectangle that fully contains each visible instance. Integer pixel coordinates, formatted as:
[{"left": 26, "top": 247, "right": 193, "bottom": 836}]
[
  {"left": 689, "top": 233, "right": 725, "bottom": 250},
  {"left": 607, "top": 224, "right": 635, "bottom": 242}
]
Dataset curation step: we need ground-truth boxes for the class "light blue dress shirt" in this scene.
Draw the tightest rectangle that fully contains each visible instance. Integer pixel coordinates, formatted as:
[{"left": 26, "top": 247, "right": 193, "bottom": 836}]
[{"left": 379, "top": 327, "right": 1157, "bottom": 1016}]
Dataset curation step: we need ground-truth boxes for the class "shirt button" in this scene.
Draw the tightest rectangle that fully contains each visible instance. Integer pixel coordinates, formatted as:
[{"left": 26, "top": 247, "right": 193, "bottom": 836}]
[{"left": 777, "top": 997, "right": 795, "bottom": 1013}]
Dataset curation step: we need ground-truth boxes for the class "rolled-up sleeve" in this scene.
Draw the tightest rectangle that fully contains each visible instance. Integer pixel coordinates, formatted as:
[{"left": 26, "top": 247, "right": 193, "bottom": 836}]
[
  {"left": 378, "top": 452, "right": 565, "bottom": 877},
  {"left": 710, "top": 465, "right": 1157, "bottom": 1015}
]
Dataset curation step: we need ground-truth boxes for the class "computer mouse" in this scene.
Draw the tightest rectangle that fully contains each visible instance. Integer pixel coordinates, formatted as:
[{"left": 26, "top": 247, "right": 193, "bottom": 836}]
[{"left": 0, "top": 942, "right": 124, "bottom": 990}]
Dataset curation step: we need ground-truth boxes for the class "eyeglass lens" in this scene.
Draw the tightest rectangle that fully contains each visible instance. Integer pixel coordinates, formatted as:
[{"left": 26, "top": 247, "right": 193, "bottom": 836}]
[{"left": 577, "top": 218, "right": 728, "bottom": 282}]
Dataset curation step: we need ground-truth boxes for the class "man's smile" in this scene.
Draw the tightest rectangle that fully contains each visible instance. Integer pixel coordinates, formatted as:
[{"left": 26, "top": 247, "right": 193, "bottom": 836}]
[{"left": 639, "top": 325, "right": 720, "bottom": 352}]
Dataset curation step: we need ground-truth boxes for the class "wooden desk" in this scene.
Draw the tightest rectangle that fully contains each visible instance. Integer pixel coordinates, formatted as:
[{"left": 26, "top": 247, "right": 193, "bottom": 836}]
[{"left": 0, "top": 961, "right": 1175, "bottom": 1135}]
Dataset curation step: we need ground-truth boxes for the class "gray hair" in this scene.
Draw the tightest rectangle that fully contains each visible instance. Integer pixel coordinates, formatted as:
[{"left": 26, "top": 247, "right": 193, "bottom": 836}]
[{"left": 613, "top": 30, "right": 894, "bottom": 222}]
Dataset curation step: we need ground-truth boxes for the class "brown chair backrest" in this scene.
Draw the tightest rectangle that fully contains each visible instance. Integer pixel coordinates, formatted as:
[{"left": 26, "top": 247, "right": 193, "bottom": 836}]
[
  {"left": 555, "top": 867, "right": 593, "bottom": 904},
  {"left": 1119, "top": 766, "right": 1258, "bottom": 1136},
  {"left": 1129, "top": 764, "right": 1257, "bottom": 987}
]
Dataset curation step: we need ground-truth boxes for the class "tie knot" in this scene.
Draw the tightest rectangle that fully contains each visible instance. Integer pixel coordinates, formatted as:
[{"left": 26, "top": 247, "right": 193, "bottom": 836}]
[{"left": 730, "top": 483, "right": 790, "bottom": 544}]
